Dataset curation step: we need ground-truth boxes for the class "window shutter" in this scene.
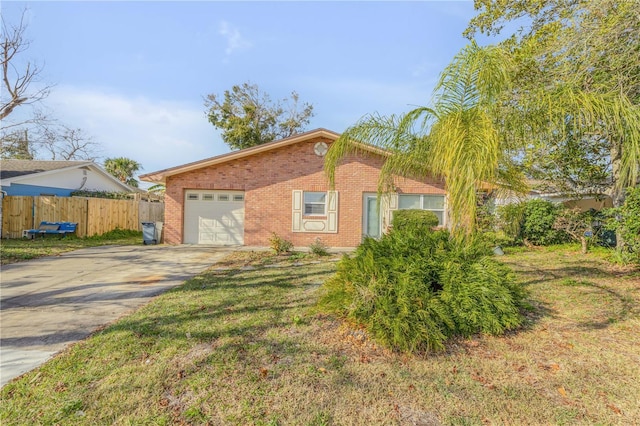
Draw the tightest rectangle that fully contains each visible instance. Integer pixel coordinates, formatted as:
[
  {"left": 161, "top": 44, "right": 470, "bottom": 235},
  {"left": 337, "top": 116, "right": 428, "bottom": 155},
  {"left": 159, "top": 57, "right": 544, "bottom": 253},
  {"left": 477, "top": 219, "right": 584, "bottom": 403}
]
[
  {"left": 327, "top": 190, "right": 338, "bottom": 233},
  {"left": 292, "top": 190, "right": 303, "bottom": 231}
]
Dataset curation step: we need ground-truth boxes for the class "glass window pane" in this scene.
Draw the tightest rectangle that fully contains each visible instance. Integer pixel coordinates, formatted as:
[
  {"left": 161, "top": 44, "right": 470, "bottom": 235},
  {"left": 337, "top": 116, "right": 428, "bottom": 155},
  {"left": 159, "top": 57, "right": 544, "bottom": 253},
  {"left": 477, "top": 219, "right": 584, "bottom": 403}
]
[
  {"left": 431, "top": 210, "right": 444, "bottom": 225},
  {"left": 304, "top": 192, "right": 326, "bottom": 203},
  {"left": 202, "top": 194, "right": 214, "bottom": 201},
  {"left": 399, "top": 195, "right": 420, "bottom": 209},
  {"left": 187, "top": 194, "right": 198, "bottom": 200},
  {"left": 423, "top": 195, "right": 445, "bottom": 210},
  {"left": 218, "top": 194, "right": 229, "bottom": 201},
  {"left": 233, "top": 194, "right": 244, "bottom": 201},
  {"left": 304, "top": 203, "right": 325, "bottom": 215}
]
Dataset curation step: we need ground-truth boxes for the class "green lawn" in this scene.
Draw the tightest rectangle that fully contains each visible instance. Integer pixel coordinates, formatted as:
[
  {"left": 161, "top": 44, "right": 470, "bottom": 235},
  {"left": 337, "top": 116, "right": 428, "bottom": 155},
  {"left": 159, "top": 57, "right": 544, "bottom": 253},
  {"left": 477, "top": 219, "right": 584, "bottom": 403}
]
[
  {"left": 1, "top": 246, "right": 638, "bottom": 425},
  {"left": 0, "top": 229, "right": 143, "bottom": 265}
]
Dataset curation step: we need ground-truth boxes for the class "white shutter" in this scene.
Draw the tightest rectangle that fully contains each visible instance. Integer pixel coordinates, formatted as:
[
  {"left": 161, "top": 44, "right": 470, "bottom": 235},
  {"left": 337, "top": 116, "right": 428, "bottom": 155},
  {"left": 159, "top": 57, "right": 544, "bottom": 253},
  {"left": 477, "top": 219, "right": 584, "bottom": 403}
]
[
  {"left": 292, "top": 190, "right": 303, "bottom": 231},
  {"left": 327, "top": 190, "right": 338, "bottom": 233}
]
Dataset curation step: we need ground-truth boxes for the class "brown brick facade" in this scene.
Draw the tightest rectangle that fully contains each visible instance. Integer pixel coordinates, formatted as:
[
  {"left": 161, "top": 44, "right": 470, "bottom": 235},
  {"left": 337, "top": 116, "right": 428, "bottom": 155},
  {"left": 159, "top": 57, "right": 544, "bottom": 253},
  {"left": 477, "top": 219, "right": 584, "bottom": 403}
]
[{"left": 164, "top": 136, "right": 445, "bottom": 247}]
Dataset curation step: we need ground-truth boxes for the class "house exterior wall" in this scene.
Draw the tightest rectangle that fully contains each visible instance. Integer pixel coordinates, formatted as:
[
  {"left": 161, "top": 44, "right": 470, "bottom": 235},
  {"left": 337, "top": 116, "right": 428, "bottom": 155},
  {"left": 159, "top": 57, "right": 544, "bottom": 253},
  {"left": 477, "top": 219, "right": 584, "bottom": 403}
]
[
  {"left": 164, "top": 136, "right": 446, "bottom": 247},
  {"left": 2, "top": 168, "right": 129, "bottom": 196}
]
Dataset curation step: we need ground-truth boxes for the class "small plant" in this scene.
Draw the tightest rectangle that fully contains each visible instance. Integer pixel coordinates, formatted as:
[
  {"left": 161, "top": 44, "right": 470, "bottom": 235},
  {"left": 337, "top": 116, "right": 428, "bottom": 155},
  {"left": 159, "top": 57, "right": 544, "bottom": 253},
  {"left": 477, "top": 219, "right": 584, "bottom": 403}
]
[
  {"left": 309, "top": 237, "right": 330, "bottom": 256},
  {"left": 268, "top": 232, "right": 293, "bottom": 255}
]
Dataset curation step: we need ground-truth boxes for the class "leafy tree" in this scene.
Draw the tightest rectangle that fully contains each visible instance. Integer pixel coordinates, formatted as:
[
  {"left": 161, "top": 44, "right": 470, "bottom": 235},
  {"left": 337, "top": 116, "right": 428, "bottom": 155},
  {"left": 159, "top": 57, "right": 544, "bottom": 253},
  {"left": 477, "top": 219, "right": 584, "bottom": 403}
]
[
  {"left": 466, "top": 0, "right": 640, "bottom": 208},
  {"left": 204, "top": 82, "right": 314, "bottom": 150},
  {"left": 104, "top": 157, "right": 142, "bottom": 188},
  {"left": 553, "top": 208, "right": 594, "bottom": 254}
]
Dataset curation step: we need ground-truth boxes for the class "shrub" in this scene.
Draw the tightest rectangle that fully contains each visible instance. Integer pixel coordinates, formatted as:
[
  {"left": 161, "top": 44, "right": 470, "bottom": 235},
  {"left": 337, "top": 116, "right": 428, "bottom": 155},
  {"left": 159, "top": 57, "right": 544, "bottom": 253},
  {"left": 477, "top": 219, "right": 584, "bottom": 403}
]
[
  {"left": 391, "top": 209, "right": 439, "bottom": 231},
  {"left": 496, "top": 202, "right": 526, "bottom": 245},
  {"left": 521, "top": 199, "right": 567, "bottom": 245},
  {"left": 268, "top": 232, "right": 293, "bottom": 254},
  {"left": 319, "top": 228, "right": 526, "bottom": 353},
  {"left": 496, "top": 199, "right": 567, "bottom": 246},
  {"left": 606, "top": 187, "right": 640, "bottom": 263},
  {"left": 309, "top": 238, "right": 330, "bottom": 256}
]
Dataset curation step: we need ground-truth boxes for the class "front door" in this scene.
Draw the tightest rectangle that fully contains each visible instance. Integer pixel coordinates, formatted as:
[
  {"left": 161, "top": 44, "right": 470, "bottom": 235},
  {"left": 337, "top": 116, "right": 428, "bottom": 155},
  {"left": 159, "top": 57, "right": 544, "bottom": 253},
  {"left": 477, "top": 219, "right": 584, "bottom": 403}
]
[{"left": 363, "top": 194, "right": 381, "bottom": 239}]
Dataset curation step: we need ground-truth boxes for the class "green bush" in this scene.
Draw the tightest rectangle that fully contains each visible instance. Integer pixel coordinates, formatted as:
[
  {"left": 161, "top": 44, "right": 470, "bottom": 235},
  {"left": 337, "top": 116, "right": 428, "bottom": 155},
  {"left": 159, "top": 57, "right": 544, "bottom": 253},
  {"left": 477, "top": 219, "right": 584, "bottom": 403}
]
[
  {"left": 319, "top": 228, "right": 526, "bottom": 353},
  {"left": 391, "top": 209, "right": 439, "bottom": 231},
  {"left": 496, "top": 202, "right": 526, "bottom": 245},
  {"left": 521, "top": 199, "right": 567, "bottom": 245},
  {"left": 606, "top": 187, "right": 640, "bottom": 263},
  {"left": 496, "top": 199, "right": 567, "bottom": 246}
]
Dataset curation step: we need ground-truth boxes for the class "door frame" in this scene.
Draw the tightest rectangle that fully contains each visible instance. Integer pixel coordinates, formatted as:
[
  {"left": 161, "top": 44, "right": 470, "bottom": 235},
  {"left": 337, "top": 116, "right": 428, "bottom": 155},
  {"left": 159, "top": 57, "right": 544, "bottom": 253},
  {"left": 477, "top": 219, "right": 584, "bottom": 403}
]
[{"left": 362, "top": 193, "right": 382, "bottom": 240}]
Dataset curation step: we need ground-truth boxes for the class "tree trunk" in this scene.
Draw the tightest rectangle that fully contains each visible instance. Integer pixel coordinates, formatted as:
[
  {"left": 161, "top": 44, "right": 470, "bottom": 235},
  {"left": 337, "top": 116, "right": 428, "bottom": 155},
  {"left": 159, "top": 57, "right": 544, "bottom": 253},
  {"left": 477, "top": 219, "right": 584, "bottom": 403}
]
[
  {"left": 581, "top": 237, "right": 588, "bottom": 254},
  {"left": 610, "top": 141, "right": 625, "bottom": 250}
]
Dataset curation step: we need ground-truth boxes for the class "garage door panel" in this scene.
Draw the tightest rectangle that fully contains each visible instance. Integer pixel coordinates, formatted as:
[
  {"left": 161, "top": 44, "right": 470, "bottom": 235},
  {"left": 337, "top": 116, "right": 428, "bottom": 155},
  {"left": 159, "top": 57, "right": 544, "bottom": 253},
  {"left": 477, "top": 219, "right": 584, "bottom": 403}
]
[{"left": 184, "top": 191, "right": 245, "bottom": 245}]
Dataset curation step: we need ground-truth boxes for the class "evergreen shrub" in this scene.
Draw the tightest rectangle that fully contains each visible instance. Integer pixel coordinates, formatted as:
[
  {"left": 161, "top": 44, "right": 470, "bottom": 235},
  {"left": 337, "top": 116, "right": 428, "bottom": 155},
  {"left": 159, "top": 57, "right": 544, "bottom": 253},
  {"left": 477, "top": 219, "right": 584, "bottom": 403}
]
[
  {"left": 496, "top": 199, "right": 567, "bottom": 246},
  {"left": 320, "top": 225, "right": 526, "bottom": 353},
  {"left": 521, "top": 199, "right": 567, "bottom": 245},
  {"left": 391, "top": 209, "right": 439, "bottom": 231},
  {"left": 606, "top": 187, "right": 640, "bottom": 263}
]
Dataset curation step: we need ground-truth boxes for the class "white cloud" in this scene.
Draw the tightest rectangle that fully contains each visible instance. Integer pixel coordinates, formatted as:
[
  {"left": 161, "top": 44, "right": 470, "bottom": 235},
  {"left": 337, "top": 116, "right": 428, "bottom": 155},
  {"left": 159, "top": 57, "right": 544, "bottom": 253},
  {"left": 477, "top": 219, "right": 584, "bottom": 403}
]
[
  {"left": 47, "top": 86, "right": 229, "bottom": 178},
  {"left": 218, "top": 21, "right": 252, "bottom": 56}
]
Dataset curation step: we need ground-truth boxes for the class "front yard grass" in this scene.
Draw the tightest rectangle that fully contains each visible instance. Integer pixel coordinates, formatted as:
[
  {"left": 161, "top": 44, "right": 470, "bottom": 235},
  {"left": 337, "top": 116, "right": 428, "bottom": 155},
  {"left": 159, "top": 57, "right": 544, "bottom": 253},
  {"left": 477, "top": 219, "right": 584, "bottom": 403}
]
[
  {"left": 1, "top": 245, "right": 638, "bottom": 425},
  {"left": 0, "top": 229, "right": 143, "bottom": 265}
]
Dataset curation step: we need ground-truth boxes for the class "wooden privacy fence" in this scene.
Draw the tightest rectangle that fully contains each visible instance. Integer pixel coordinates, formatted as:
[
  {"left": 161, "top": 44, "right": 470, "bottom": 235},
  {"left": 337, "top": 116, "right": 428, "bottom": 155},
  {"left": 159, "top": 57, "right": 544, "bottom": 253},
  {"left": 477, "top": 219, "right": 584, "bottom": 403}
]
[{"left": 1, "top": 196, "right": 164, "bottom": 239}]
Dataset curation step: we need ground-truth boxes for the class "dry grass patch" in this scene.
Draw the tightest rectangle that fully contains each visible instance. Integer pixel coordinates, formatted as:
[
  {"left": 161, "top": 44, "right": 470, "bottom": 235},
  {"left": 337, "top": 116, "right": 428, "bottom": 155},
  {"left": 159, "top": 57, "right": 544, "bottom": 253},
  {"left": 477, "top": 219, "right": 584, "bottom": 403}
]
[{"left": 1, "top": 246, "right": 638, "bottom": 425}]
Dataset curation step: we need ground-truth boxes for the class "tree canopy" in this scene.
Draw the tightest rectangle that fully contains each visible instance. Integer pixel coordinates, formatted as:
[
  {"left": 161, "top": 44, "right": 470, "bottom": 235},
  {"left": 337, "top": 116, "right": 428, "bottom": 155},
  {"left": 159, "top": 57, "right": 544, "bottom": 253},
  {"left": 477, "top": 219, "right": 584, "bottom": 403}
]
[
  {"left": 204, "top": 82, "right": 314, "bottom": 151},
  {"left": 104, "top": 157, "right": 142, "bottom": 188},
  {"left": 326, "top": 0, "right": 640, "bottom": 236},
  {"left": 466, "top": 0, "right": 640, "bottom": 205}
]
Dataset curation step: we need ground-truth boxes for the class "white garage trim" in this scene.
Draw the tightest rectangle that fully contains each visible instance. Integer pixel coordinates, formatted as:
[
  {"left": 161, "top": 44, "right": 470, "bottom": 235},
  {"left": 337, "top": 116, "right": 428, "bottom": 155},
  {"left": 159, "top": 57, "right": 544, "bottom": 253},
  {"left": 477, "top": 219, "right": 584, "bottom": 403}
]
[{"left": 184, "top": 190, "right": 245, "bottom": 245}]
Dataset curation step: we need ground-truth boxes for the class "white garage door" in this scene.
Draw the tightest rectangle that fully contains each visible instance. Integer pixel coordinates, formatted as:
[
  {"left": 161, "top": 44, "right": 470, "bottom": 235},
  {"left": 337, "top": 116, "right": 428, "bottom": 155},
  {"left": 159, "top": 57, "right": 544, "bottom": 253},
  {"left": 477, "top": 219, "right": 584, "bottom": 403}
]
[{"left": 184, "top": 190, "right": 245, "bottom": 245}]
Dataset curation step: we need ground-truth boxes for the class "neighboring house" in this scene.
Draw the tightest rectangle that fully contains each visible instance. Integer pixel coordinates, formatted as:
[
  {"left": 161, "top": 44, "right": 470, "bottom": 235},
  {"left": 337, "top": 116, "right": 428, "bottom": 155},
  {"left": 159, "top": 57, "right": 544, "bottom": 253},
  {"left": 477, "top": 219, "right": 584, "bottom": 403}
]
[
  {"left": 140, "top": 128, "right": 448, "bottom": 247},
  {"left": 494, "top": 184, "right": 613, "bottom": 211},
  {"left": 0, "top": 160, "right": 134, "bottom": 196}
]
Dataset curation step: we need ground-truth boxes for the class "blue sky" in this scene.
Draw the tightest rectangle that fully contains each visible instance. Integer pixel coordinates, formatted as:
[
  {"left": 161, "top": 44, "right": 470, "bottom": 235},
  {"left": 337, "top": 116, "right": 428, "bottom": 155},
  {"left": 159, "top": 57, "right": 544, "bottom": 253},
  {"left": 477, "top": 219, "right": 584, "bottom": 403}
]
[{"left": 3, "top": 1, "right": 498, "bottom": 181}]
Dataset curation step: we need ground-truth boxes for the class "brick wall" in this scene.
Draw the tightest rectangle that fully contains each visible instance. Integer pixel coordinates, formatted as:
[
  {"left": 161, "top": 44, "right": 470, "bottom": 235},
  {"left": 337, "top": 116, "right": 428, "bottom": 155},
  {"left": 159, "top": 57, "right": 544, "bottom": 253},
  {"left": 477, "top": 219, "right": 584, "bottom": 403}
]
[{"left": 164, "top": 136, "right": 445, "bottom": 247}]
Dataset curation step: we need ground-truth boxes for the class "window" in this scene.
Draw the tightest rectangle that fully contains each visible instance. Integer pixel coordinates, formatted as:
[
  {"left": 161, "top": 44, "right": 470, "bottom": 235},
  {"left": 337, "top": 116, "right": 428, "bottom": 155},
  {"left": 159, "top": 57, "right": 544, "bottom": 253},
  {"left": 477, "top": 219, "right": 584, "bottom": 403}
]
[
  {"left": 304, "top": 192, "right": 326, "bottom": 216},
  {"left": 233, "top": 194, "right": 244, "bottom": 202},
  {"left": 187, "top": 193, "right": 199, "bottom": 201},
  {"left": 202, "top": 194, "right": 214, "bottom": 201},
  {"left": 218, "top": 194, "right": 230, "bottom": 201},
  {"left": 398, "top": 194, "right": 446, "bottom": 225}
]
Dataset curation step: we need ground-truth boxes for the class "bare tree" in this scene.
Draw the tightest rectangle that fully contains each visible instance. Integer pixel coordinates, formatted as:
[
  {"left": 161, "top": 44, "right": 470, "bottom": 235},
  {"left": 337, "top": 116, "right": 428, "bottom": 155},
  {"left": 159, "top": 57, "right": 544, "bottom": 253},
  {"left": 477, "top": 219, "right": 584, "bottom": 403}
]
[
  {"left": 39, "top": 126, "right": 101, "bottom": 161},
  {"left": 1, "top": 9, "right": 52, "bottom": 122}
]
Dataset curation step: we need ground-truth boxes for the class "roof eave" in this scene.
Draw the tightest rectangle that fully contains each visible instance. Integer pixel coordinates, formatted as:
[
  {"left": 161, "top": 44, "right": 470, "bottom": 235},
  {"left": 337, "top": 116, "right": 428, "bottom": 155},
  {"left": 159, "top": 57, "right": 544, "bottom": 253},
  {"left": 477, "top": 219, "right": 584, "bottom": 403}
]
[{"left": 140, "top": 128, "right": 343, "bottom": 183}]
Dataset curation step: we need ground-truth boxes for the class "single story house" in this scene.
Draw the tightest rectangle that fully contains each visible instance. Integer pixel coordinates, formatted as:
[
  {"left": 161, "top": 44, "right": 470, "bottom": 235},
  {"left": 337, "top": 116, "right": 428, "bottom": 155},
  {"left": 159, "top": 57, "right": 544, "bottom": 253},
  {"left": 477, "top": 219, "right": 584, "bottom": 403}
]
[
  {"left": 494, "top": 182, "right": 613, "bottom": 211},
  {"left": 0, "top": 160, "right": 133, "bottom": 196},
  {"left": 140, "top": 128, "right": 448, "bottom": 248}
]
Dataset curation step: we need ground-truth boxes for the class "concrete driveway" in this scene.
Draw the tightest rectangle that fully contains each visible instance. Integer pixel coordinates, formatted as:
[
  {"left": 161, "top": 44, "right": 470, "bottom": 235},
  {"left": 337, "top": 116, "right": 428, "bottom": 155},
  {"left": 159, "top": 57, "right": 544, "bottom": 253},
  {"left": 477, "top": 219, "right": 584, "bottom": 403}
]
[{"left": 0, "top": 244, "right": 232, "bottom": 387}]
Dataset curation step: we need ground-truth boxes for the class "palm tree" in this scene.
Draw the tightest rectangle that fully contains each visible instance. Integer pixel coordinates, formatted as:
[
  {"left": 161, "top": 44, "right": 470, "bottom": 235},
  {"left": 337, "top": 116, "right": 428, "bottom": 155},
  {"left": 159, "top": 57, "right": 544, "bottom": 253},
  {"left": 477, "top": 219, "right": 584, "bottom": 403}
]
[
  {"left": 104, "top": 157, "right": 142, "bottom": 188},
  {"left": 325, "top": 42, "right": 525, "bottom": 236},
  {"left": 325, "top": 42, "right": 640, "bottom": 237}
]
